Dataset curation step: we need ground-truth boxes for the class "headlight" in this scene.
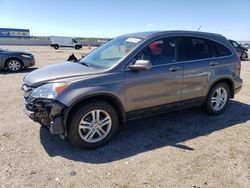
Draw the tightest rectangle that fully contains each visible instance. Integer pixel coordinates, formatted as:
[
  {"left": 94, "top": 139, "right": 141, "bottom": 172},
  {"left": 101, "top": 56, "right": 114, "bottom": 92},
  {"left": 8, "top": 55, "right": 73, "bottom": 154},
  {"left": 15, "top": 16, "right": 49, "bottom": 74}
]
[
  {"left": 30, "top": 83, "right": 69, "bottom": 99},
  {"left": 21, "top": 54, "right": 32, "bottom": 58}
]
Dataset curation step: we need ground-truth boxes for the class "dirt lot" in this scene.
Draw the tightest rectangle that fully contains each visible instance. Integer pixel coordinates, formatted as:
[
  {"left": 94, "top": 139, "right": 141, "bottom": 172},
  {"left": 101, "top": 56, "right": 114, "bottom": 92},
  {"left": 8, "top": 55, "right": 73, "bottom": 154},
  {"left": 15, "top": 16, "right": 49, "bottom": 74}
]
[{"left": 0, "top": 46, "right": 250, "bottom": 188}]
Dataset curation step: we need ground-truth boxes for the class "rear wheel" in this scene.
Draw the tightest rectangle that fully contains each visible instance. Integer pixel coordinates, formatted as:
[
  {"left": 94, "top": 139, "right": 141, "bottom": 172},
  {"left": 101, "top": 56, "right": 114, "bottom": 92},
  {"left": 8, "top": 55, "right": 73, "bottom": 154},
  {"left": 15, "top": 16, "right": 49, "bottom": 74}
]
[
  {"left": 54, "top": 45, "right": 59, "bottom": 49},
  {"left": 205, "top": 82, "right": 230, "bottom": 115},
  {"left": 6, "top": 59, "right": 22, "bottom": 72},
  {"left": 68, "top": 101, "right": 119, "bottom": 149}
]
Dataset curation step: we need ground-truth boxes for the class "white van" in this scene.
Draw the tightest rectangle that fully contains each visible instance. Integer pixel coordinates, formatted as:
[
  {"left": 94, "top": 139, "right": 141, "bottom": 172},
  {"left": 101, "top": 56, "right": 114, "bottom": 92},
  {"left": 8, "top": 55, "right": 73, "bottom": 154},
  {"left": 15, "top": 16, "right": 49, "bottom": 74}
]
[{"left": 50, "top": 36, "right": 82, "bottom": 50}]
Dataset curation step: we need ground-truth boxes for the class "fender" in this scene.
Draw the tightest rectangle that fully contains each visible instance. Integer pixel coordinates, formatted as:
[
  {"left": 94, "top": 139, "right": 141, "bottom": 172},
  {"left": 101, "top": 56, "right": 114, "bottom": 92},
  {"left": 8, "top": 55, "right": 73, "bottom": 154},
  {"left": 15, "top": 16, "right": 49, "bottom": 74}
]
[
  {"left": 56, "top": 84, "right": 126, "bottom": 131},
  {"left": 206, "top": 76, "right": 235, "bottom": 98}
]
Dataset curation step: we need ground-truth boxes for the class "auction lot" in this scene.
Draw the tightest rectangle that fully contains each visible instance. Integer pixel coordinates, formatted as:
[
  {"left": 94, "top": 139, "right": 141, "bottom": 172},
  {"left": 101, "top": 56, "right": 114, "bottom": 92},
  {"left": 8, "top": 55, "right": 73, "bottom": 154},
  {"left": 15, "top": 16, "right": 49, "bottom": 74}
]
[{"left": 0, "top": 46, "right": 250, "bottom": 187}]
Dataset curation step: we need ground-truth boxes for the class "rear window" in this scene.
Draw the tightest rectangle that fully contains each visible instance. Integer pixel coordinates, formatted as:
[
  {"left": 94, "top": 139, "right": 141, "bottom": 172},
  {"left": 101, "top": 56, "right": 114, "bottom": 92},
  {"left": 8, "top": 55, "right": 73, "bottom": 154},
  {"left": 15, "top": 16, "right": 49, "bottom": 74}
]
[
  {"left": 211, "top": 41, "right": 232, "bottom": 57},
  {"left": 181, "top": 37, "right": 213, "bottom": 61}
]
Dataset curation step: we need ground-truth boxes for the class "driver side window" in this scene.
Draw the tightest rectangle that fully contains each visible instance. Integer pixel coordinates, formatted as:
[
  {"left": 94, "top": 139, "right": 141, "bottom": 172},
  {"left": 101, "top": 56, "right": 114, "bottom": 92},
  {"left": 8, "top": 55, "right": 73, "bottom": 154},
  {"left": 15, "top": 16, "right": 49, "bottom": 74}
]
[{"left": 135, "top": 37, "right": 177, "bottom": 66}]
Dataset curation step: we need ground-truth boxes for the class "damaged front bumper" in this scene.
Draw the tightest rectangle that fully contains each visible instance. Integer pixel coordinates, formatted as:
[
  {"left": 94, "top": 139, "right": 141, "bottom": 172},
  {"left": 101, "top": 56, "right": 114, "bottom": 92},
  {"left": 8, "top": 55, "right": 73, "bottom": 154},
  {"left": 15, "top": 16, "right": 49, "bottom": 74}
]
[{"left": 23, "top": 98, "right": 66, "bottom": 135}]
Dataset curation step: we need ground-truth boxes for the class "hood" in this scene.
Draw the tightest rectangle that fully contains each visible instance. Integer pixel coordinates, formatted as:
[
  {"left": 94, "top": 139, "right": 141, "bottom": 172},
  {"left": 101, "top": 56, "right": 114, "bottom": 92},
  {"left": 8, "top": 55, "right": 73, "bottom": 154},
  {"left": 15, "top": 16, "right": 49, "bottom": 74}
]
[
  {"left": 0, "top": 49, "right": 32, "bottom": 55},
  {"left": 238, "top": 46, "right": 248, "bottom": 51},
  {"left": 24, "top": 62, "right": 101, "bottom": 87}
]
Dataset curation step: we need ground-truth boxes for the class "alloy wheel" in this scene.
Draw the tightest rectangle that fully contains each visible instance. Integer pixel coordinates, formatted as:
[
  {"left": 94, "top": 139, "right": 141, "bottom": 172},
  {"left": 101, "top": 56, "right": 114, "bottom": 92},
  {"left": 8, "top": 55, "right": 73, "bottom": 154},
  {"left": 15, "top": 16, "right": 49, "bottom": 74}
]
[
  {"left": 211, "top": 87, "right": 228, "bottom": 111},
  {"left": 78, "top": 109, "right": 112, "bottom": 143},
  {"left": 8, "top": 60, "right": 21, "bottom": 71}
]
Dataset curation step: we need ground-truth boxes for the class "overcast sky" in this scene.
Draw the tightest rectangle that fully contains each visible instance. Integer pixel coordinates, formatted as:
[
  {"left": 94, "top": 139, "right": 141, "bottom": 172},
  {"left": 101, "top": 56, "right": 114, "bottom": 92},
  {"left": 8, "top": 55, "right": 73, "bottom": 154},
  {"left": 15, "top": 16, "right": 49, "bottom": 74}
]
[{"left": 0, "top": 0, "right": 249, "bottom": 40}]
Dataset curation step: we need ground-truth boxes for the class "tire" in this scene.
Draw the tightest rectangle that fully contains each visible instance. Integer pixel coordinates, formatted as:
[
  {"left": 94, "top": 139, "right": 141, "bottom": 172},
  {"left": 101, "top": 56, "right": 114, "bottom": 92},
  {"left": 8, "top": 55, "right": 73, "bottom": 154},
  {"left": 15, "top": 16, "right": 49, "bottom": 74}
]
[
  {"left": 240, "top": 52, "right": 247, "bottom": 61},
  {"left": 68, "top": 101, "right": 119, "bottom": 149},
  {"left": 54, "top": 45, "right": 59, "bottom": 50},
  {"left": 6, "top": 58, "right": 22, "bottom": 72},
  {"left": 75, "top": 45, "right": 80, "bottom": 50},
  {"left": 205, "top": 82, "right": 230, "bottom": 115}
]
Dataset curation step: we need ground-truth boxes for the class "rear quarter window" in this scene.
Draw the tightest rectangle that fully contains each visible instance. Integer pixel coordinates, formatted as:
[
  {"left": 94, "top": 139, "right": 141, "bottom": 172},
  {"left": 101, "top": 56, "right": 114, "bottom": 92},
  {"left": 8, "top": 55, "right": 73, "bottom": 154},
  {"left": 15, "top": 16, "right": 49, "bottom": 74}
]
[
  {"left": 181, "top": 37, "right": 213, "bottom": 61},
  {"left": 211, "top": 41, "right": 232, "bottom": 57}
]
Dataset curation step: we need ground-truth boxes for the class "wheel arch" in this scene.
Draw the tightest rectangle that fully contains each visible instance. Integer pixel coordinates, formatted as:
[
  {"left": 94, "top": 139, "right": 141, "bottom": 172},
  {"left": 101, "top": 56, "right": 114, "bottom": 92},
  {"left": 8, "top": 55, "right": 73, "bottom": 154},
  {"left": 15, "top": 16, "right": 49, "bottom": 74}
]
[
  {"left": 64, "top": 93, "right": 126, "bottom": 134},
  {"left": 4, "top": 57, "right": 24, "bottom": 68},
  {"left": 208, "top": 77, "right": 235, "bottom": 98}
]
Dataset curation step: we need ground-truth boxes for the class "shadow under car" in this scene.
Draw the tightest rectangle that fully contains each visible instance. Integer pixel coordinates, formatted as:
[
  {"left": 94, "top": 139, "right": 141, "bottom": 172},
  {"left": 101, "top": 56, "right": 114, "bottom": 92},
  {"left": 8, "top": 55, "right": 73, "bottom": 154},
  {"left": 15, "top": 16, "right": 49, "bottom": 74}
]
[{"left": 39, "top": 100, "right": 250, "bottom": 164}]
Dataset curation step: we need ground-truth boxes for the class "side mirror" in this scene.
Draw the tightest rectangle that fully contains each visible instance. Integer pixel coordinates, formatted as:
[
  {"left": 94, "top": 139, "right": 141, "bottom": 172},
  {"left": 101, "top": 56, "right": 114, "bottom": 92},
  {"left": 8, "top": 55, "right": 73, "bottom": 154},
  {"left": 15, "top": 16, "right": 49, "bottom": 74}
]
[{"left": 129, "top": 60, "right": 152, "bottom": 70}]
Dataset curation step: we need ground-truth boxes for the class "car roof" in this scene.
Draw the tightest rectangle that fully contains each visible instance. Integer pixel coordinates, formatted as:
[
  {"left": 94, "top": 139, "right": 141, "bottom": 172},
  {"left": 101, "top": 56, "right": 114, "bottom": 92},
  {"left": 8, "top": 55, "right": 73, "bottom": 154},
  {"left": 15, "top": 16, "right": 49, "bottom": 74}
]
[
  {"left": 122, "top": 30, "right": 224, "bottom": 39},
  {"left": 120, "top": 30, "right": 237, "bottom": 55}
]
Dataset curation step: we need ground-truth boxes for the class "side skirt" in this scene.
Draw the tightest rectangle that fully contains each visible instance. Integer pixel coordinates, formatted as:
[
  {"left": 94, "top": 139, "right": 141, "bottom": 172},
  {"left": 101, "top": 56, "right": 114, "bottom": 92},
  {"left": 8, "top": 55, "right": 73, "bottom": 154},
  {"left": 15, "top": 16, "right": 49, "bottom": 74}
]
[{"left": 126, "top": 97, "right": 206, "bottom": 121}]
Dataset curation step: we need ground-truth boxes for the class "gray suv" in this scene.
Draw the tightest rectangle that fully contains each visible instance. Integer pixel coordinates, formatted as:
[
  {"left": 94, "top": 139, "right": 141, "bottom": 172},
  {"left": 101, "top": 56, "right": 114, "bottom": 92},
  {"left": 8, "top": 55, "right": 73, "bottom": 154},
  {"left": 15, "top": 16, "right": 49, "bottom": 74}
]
[{"left": 22, "top": 31, "right": 242, "bottom": 149}]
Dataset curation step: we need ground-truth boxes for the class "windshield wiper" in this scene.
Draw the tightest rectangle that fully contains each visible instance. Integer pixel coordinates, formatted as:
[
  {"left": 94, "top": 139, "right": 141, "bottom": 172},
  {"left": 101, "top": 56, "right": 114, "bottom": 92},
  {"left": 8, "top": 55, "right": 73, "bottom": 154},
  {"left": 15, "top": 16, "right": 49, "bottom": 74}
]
[{"left": 80, "top": 61, "right": 92, "bottom": 68}]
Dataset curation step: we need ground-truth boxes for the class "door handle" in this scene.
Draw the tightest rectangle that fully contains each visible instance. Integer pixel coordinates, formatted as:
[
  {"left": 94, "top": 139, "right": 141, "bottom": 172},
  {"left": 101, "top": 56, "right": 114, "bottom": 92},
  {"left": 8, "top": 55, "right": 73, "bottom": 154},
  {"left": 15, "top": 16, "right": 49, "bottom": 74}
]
[
  {"left": 209, "top": 62, "right": 218, "bottom": 66},
  {"left": 169, "top": 66, "right": 180, "bottom": 72}
]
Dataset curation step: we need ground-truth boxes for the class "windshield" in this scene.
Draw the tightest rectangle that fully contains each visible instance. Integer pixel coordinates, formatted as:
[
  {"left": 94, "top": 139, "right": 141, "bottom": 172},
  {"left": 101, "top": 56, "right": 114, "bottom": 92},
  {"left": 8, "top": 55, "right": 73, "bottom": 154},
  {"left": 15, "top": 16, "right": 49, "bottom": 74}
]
[
  {"left": 231, "top": 41, "right": 240, "bottom": 48},
  {"left": 80, "top": 36, "right": 143, "bottom": 69}
]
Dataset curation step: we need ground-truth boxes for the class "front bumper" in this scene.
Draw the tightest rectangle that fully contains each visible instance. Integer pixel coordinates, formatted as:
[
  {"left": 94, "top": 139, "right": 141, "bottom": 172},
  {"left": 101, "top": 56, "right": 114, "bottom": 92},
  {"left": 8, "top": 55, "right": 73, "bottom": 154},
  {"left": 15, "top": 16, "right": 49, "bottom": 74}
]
[
  {"left": 23, "top": 98, "right": 66, "bottom": 135},
  {"left": 24, "top": 105, "right": 35, "bottom": 119},
  {"left": 23, "top": 58, "right": 35, "bottom": 67}
]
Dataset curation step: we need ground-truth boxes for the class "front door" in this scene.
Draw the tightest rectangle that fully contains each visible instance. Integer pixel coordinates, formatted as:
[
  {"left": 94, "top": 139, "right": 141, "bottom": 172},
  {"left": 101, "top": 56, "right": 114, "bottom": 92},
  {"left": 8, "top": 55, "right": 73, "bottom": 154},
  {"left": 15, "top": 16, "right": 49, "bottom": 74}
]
[{"left": 124, "top": 37, "right": 183, "bottom": 113}]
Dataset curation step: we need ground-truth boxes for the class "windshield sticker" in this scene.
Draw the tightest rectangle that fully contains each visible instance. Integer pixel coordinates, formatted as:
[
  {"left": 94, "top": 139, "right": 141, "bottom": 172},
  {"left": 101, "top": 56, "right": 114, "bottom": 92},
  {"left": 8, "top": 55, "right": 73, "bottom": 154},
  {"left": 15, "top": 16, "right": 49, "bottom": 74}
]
[{"left": 126, "top": 38, "right": 141, "bottom": 43}]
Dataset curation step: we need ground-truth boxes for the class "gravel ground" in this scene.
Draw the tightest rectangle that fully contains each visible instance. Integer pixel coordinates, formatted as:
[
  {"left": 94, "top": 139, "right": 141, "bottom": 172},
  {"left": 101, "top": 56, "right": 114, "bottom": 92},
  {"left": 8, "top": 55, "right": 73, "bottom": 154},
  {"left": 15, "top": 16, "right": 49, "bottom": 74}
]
[{"left": 0, "top": 46, "right": 250, "bottom": 188}]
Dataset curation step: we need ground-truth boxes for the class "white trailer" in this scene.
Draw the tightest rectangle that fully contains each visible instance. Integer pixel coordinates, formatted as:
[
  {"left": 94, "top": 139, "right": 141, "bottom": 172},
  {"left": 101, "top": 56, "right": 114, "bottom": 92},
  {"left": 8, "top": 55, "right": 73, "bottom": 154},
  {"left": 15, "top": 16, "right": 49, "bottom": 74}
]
[{"left": 50, "top": 36, "right": 82, "bottom": 50}]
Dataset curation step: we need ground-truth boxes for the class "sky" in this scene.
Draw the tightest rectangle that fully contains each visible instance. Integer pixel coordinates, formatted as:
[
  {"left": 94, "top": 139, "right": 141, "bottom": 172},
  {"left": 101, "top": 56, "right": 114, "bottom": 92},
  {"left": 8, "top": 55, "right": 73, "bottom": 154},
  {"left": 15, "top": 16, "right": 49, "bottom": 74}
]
[{"left": 0, "top": 0, "right": 249, "bottom": 40}]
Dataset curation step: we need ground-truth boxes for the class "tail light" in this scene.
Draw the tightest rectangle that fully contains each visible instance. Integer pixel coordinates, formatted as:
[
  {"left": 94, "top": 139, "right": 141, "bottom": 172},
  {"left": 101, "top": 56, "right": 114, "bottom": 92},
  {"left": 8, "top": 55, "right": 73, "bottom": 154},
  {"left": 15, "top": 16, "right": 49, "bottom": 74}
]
[{"left": 237, "top": 54, "right": 241, "bottom": 75}]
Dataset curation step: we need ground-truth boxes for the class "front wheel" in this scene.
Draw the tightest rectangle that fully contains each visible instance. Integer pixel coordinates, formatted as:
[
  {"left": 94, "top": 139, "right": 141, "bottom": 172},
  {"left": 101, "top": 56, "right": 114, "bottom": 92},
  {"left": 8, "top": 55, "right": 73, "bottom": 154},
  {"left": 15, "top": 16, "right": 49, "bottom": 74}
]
[
  {"left": 205, "top": 83, "right": 230, "bottom": 115},
  {"left": 75, "top": 45, "right": 81, "bottom": 50},
  {"left": 6, "top": 59, "right": 22, "bottom": 72},
  {"left": 54, "top": 45, "right": 59, "bottom": 50},
  {"left": 241, "top": 52, "right": 248, "bottom": 61},
  {"left": 68, "top": 101, "right": 119, "bottom": 149}
]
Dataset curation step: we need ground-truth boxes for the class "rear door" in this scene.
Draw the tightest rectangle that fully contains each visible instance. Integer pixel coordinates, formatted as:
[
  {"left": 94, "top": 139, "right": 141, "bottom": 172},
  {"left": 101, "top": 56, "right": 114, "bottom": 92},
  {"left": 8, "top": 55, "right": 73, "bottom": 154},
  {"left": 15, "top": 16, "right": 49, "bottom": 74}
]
[
  {"left": 180, "top": 36, "right": 214, "bottom": 101},
  {"left": 125, "top": 37, "right": 183, "bottom": 112}
]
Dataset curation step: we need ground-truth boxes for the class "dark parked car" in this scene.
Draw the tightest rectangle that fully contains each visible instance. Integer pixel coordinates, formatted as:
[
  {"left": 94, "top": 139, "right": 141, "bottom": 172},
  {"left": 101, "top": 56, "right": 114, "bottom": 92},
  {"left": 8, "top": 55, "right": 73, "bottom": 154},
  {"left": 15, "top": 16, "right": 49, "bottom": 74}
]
[
  {"left": 0, "top": 48, "right": 35, "bottom": 72},
  {"left": 22, "top": 31, "right": 242, "bottom": 149},
  {"left": 229, "top": 40, "right": 248, "bottom": 61}
]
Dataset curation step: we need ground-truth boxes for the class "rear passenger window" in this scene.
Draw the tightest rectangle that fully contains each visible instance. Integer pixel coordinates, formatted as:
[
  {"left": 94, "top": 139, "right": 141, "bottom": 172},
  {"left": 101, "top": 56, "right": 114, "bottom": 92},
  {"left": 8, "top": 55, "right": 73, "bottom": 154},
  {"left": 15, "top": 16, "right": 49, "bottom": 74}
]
[
  {"left": 211, "top": 41, "right": 232, "bottom": 57},
  {"left": 181, "top": 37, "right": 213, "bottom": 61}
]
